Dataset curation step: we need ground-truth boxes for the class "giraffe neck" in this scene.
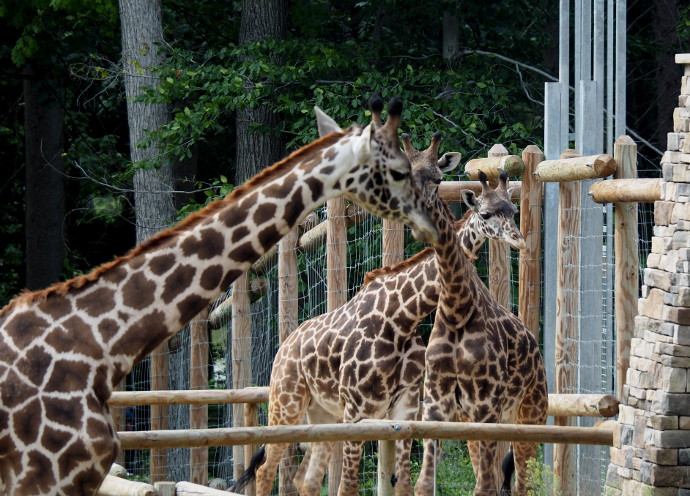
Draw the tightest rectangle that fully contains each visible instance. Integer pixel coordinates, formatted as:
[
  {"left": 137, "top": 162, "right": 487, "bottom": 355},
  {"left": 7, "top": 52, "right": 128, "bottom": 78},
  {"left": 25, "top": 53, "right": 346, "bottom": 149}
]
[
  {"left": 361, "top": 210, "right": 482, "bottom": 322},
  {"left": 457, "top": 213, "right": 488, "bottom": 260},
  {"left": 2, "top": 130, "right": 364, "bottom": 386},
  {"left": 431, "top": 198, "right": 482, "bottom": 323}
]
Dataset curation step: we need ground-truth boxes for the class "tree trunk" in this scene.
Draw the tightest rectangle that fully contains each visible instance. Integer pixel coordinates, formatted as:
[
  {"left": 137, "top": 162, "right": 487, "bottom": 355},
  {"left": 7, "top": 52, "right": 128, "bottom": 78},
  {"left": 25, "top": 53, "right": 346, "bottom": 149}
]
[
  {"left": 235, "top": 0, "right": 288, "bottom": 184},
  {"left": 119, "top": 0, "right": 173, "bottom": 483},
  {"left": 119, "top": 0, "right": 175, "bottom": 242},
  {"left": 23, "top": 68, "right": 65, "bottom": 291}
]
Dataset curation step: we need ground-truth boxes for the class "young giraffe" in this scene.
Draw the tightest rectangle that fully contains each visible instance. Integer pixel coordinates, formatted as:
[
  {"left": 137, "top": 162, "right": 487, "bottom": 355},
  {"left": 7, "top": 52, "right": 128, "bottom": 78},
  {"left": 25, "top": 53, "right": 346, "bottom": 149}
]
[
  {"left": 0, "top": 96, "right": 438, "bottom": 496},
  {"left": 233, "top": 132, "right": 526, "bottom": 496},
  {"left": 411, "top": 141, "right": 548, "bottom": 496}
]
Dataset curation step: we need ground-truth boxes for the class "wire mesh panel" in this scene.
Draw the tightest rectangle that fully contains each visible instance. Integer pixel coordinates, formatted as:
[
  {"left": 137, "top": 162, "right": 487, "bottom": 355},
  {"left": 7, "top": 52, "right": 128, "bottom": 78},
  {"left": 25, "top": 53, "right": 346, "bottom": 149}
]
[{"left": 114, "top": 162, "right": 656, "bottom": 493}]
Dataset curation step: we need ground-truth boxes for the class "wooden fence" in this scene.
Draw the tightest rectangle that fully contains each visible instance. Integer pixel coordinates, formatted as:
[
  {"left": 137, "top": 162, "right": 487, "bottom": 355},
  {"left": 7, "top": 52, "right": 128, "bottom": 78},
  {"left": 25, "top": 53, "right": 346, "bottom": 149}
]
[{"left": 115, "top": 138, "right": 659, "bottom": 494}]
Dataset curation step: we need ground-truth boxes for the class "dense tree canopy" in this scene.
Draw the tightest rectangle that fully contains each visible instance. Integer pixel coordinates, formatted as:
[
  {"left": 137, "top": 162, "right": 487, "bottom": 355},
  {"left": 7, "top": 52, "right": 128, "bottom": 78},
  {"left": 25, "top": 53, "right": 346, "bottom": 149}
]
[{"left": 0, "top": 0, "right": 686, "bottom": 306}]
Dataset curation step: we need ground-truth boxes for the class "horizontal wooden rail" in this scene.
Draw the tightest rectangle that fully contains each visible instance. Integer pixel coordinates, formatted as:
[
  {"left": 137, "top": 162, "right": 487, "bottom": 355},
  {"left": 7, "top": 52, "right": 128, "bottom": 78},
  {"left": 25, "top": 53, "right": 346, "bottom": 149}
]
[
  {"left": 118, "top": 420, "right": 614, "bottom": 450},
  {"left": 438, "top": 181, "right": 522, "bottom": 202},
  {"left": 535, "top": 154, "right": 617, "bottom": 181},
  {"left": 110, "top": 389, "right": 618, "bottom": 418},
  {"left": 464, "top": 156, "right": 525, "bottom": 179},
  {"left": 110, "top": 387, "right": 268, "bottom": 406},
  {"left": 588, "top": 178, "right": 661, "bottom": 203}
]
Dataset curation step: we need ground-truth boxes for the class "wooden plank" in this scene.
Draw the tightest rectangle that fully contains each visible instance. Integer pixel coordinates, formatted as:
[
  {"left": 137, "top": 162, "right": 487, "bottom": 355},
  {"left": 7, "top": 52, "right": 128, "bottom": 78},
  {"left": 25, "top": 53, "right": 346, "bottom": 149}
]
[
  {"left": 111, "top": 389, "right": 618, "bottom": 418},
  {"left": 118, "top": 421, "right": 615, "bottom": 450},
  {"left": 278, "top": 227, "right": 300, "bottom": 496},
  {"left": 464, "top": 155, "right": 524, "bottom": 179},
  {"left": 176, "top": 481, "right": 245, "bottom": 496},
  {"left": 535, "top": 153, "right": 617, "bottom": 181},
  {"left": 518, "top": 145, "right": 544, "bottom": 338},
  {"left": 553, "top": 150, "right": 581, "bottom": 494},
  {"left": 150, "top": 344, "right": 168, "bottom": 483},
  {"left": 613, "top": 136, "right": 639, "bottom": 399},
  {"left": 326, "top": 197, "right": 348, "bottom": 496},
  {"left": 231, "top": 272, "right": 252, "bottom": 482},
  {"left": 588, "top": 178, "right": 660, "bottom": 203},
  {"left": 378, "top": 218, "right": 406, "bottom": 496},
  {"left": 438, "top": 181, "right": 521, "bottom": 202},
  {"left": 97, "top": 475, "right": 156, "bottom": 496},
  {"left": 486, "top": 144, "right": 512, "bottom": 492},
  {"left": 244, "top": 403, "right": 259, "bottom": 496},
  {"left": 190, "top": 308, "right": 209, "bottom": 486}
]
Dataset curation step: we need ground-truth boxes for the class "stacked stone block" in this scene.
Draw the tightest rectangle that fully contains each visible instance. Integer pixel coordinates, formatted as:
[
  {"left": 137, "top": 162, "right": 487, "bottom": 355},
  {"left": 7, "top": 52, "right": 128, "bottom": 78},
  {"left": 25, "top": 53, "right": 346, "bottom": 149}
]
[{"left": 605, "top": 54, "right": 690, "bottom": 496}]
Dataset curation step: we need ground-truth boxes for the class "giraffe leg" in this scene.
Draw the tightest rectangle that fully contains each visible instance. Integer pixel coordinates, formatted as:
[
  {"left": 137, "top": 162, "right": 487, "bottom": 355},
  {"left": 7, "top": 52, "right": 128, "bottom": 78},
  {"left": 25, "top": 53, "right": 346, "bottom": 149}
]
[
  {"left": 414, "top": 376, "right": 457, "bottom": 496},
  {"left": 293, "top": 405, "right": 339, "bottom": 495},
  {"left": 256, "top": 442, "right": 291, "bottom": 496},
  {"left": 292, "top": 443, "right": 311, "bottom": 490},
  {"left": 510, "top": 441, "right": 537, "bottom": 496},
  {"left": 387, "top": 384, "right": 422, "bottom": 496},
  {"left": 295, "top": 441, "right": 335, "bottom": 496},
  {"left": 337, "top": 440, "right": 365, "bottom": 496},
  {"left": 473, "top": 440, "right": 500, "bottom": 496},
  {"left": 257, "top": 356, "right": 310, "bottom": 496},
  {"left": 467, "top": 439, "right": 481, "bottom": 478}
]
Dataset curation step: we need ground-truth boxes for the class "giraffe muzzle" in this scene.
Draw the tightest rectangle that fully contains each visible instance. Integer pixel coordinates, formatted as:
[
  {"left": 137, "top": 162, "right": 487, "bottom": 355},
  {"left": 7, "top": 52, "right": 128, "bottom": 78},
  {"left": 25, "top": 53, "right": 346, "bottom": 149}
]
[{"left": 408, "top": 211, "right": 439, "bottom": 245}]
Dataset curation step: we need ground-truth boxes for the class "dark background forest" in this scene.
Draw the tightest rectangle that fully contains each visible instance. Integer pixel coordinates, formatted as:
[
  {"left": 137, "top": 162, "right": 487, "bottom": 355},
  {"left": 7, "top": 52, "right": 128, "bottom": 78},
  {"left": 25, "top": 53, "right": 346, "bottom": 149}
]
[{"left": 0, "top": 0, "right": 687, "bottom": 307}]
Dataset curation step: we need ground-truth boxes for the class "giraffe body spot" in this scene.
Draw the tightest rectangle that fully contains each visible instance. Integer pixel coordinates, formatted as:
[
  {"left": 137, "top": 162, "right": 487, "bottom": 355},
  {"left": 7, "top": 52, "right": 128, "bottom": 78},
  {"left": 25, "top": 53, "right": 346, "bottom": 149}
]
[
  {"left": 161, "top": 265, "right": 196, "bottom": 304},
  {"left": 122, "top": 272, "right": 156, "bottom": 310}
]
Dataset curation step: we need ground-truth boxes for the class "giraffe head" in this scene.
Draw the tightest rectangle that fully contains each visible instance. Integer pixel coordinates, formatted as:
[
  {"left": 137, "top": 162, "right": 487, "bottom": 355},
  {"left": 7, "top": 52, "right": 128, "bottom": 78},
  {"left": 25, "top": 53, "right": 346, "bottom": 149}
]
[
  {"left": 315, "top": 95, "right": 438, "bottom": 244},
  {"left": 400, "top": 131, "right": 462, "bottom": 205},
  {"left": 460, "top": 170, "right": 526, "bottom": 257}
]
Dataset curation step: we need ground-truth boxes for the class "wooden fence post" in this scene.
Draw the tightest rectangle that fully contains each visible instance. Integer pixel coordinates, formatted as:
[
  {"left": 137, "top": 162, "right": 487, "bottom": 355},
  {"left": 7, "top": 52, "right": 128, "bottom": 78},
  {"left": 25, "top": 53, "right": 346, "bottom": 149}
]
[
  {"left": 232, "top": 272, "right": 252, "bottom": 483},
  {"left": 553, "top": 149, "right": 581, "bottom": 496},
  {"left": 613, "top": 136, "right": 638, "bottom": 399},
  {"left": 486, "top": 144, "right": 513, "bottom": 492},
  {"left": 278, "top": 228, "right": 300, "bottom": 496},
  {"left": 190, "top": 307, "right": 209, "bottom": 486},
  {"left": 377, "top": 219, "right": 406, "bottom": 496},
  {"left": 518, "top": 145, "right": 544, "bottom": 338},
  {"left": 150, "top": 344, "right": 169, "bottom": 482},
  {"left": 327, "top": 197, "right": 347, "bottom": 496}
]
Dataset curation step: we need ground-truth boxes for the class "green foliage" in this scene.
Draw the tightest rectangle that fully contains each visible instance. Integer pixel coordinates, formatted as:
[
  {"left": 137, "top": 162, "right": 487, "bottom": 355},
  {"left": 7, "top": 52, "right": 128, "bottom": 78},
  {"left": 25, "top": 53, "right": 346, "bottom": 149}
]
[
  {"left": 410, "top": 440, "right": 476, "bottom": 495},
  {"left": 144, "top": 35, "right": 543, "bottom": 171},
  {"left": 526, "top": 457, "right": 564, "bottom": 496}
]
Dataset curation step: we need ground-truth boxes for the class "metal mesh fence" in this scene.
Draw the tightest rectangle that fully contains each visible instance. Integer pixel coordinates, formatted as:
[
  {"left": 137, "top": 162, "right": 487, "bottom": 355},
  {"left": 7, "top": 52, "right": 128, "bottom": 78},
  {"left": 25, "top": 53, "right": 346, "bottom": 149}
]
[{"left": 116, "top": 153, "right": 657, "bottom": 493}]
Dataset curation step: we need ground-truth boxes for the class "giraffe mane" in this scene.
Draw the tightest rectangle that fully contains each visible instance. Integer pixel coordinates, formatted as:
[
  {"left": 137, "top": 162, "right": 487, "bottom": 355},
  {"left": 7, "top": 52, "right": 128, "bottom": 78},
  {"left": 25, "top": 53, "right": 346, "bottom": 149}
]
[
  {"left": 360, "top": 208, "right": 471, "bottom": 289},
  {"left": 0, "top": 130, "right": 350, "bottom": 319}
]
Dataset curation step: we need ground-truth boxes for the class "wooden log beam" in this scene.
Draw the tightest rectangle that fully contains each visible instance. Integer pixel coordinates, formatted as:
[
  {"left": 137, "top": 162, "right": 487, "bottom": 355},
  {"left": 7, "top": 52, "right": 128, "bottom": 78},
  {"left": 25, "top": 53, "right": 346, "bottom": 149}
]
[
  {"left": 176, "top": 481, "right": 245, "bottom": 496},
  {"left": 438, "top": 180, "right": 522, "bottom": 202},
  {"left": 535, "top": 153, "right": 617, "bottom": 181},
  {"left": 207, "top": 277, "right": 268, "bottom": 328},
  {"left": 97, "top": 475, "right": 156, "bottom": 496},
  {"left": 110, "top": 389, "right": 618, "bottom": 418},
  {"left": 547, "top": 394, "right": 619, "bottom": 418},
  {"left": 118, "top": 420, "right": 614, "bottom": 450},
  {"left": 588, "top": 178, "right": 661, "bottom": 203},
  {"left": 464, "top": 155, "right": 525, "bottom": 179}
]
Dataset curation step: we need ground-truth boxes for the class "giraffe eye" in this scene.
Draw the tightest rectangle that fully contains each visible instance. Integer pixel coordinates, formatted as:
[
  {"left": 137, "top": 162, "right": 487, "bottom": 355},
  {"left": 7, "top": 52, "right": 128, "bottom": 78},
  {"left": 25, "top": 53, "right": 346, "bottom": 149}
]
[
  {"left": 390, "top": 169, "right": 407, "bottom": 182},
  {"left": 480, "top": 212, "right": 492, "bottom": 220}
]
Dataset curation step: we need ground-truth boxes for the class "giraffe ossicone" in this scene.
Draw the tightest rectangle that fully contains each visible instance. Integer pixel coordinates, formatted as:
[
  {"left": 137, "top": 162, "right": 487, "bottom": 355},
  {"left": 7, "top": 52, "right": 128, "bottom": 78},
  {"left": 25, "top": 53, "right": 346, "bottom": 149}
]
[
  {"left": 0, "top": 96, "right": 436, "bottom": 496},
  {"left": 231, "top": 132, "right": 529, "bottom": 496}
]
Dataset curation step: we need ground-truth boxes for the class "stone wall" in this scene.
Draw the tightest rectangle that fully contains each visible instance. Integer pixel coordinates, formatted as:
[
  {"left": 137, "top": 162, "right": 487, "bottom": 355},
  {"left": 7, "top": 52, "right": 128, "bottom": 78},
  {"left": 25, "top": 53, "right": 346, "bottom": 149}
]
[{"left": 605, "top": 54, "right": 690, "bottom": 495}]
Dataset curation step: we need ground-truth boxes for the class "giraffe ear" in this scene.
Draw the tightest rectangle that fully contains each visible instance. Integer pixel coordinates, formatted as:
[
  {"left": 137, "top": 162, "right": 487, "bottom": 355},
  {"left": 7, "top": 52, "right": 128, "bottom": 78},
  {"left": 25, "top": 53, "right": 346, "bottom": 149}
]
[
  {"left": 461, "top": 189, "right": 478, "bottom": 211},
  {"left": 314, "top": 106, "right": 343, "bottom": 137},
  {"left": 351, "top": 122, "right": 372, "bottom": 162},
  {"left": 506, "top": 187, "right": 515, "bottom": 200},
  {"left": 438, "top": 152, "right": 462, "bottom": 173}
]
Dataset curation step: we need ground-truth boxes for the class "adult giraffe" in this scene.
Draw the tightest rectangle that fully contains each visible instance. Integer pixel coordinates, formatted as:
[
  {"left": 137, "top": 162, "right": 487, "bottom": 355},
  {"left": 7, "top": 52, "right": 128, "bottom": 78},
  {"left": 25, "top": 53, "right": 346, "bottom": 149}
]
[{"left": 0, "top": 96, "right": 436, "bottom": 496}]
